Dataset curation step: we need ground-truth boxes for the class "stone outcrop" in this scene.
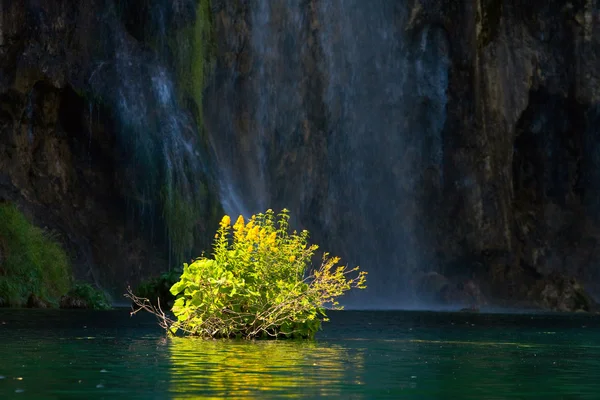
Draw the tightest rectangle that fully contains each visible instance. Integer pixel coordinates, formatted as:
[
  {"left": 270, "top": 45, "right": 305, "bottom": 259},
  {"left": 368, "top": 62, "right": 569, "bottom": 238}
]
[
  {"left": 27, "top": 293, "right": 50, "bottom": 308},
  {"left": 530, "top": 273, "right": 595, "bottom": 312}
]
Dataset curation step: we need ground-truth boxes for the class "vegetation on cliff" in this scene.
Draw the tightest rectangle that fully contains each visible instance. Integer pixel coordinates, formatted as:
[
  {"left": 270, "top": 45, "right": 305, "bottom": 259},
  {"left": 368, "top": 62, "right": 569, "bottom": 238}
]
[
  {"left": 134, "top": 267, "right": 182, "bottom": 307},
  {"left": 161, "top": 0, "right": 219, "bottom": 265},
  {"left": 170, "top": 0, "right": 214, "bottom": 118},
  {"left": 162, "top": 0, "right": 218, "bottom": 264},
  {"left": 0, "top": 203, "right": 71, "bottom": 307},
  {"left": 0, "top": 203, "right": 112, "bottom": 309},
  {"left": 60, "top": 283, "right": 112, "bottom": 310},
  {"left": 128, "top": 209, "right": 367, "bottom": 339},
  {"left": 113, "top": 0, "right": 220, "bottom": 267}
]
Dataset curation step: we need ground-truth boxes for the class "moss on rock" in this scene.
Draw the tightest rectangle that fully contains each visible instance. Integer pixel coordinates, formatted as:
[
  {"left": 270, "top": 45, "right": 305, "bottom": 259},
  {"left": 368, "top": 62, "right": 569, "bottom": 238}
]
[
  {"left": 170, "top": 0, "right": 214, "bottom": 126},
  {"left": 0, "top": 203, "right": 71, "bottom": 306}
]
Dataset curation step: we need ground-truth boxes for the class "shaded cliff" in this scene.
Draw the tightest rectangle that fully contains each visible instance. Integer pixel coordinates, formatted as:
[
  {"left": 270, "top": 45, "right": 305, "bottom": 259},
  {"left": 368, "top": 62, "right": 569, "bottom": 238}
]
[
  {"left": 430, "top": 0, "right": 600, "bottom": 309},
  {"left": 0, "top": 0, "right": 221, "bottom": 296},
  {"left": 206, "top": 0, "right": 600, "bottom": 310},
  {"left": 1, "top": 0, "right": 599, "bottom": 311},
  {"left": 207, "top": 0, "right": 450, "bottom": 307}
]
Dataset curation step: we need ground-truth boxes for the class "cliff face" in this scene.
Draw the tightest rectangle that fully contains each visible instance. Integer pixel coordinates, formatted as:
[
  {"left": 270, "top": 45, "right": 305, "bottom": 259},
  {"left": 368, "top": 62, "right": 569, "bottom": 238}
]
[
  {"left": 430, "top": 0, "right": 600, "bottom": 308},
  {"left": 206, "top": 0, "right": 600, "bottom": 310},
  {"left": 0, "top": 0, "right": 220, "bottom": 295},
  {"left": 1, "top": 0, "right": 599, "bottom": 310},
  {"left": 207, "top": 0, "right": 451, "bottom": 306}
]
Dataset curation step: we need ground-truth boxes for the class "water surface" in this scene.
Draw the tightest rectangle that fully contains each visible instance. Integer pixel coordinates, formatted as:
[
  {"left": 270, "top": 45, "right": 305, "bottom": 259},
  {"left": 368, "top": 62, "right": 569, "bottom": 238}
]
[{"left": 0, "top": 310, "right": 599, "bottom": 399}]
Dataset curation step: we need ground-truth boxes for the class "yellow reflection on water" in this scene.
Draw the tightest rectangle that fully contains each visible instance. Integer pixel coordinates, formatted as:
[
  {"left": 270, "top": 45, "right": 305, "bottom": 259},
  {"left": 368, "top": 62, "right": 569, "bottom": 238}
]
[{"left": 168, "top": 338, "right": 364, "bottom": 398}]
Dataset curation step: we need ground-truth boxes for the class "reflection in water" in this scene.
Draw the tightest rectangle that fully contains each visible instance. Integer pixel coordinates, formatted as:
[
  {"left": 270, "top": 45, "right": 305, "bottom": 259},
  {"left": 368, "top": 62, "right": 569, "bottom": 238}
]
[{"left": 167, "top": 338, "right": 365, "bottom": 398}]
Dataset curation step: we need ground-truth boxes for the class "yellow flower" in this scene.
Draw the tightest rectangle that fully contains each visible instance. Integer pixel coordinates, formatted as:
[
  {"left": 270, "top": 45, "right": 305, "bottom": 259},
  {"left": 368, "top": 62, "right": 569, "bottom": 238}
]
[
  {"left": 247, "top": 226, "right": 260, "bottom": 241},
  {"left": 289, "top": 255, "right": 296, "bottom": 262},
  {"left": 233, "top": 215, "right": 245, "bottom": 231},
  {"left": 220, "top": 215, "right": 231, "bottom": 227}
]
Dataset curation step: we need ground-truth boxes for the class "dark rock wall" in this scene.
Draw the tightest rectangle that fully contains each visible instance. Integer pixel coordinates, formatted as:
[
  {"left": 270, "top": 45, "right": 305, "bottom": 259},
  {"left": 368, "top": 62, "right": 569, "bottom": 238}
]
[
  {"left": 0, "top": 0, "right": 219, "bottom": 296},
  {"left": 206, "top": 0, "right": 600, "bottom": 309},
  {"left": 206, "top": 0, "right": 452, "bottom": 306},
  {"left": 0, "top": 1, "right": 128, "bottom": 290},
  {"left": 1, "top": 0, "right": 599, "bottom": 309},
  {"left": 206, "top": 0, "right": 331, "bottom": 233},
  {"left": 430, "top": 0, "right": 600, "bottom": 306}
]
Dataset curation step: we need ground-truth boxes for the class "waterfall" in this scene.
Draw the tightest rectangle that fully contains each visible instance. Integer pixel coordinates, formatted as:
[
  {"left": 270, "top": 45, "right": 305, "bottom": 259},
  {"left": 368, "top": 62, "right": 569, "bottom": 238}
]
[
  {"left": 316, "top": 0, "right": 449, "bottom": 307},
  {"left": 208, "top": 0, "right": 308, "bottom": 218},
  {"left": 206, "top": 0, "right": 450, "bottom": 307},
  {"left": 86, "top": 0, "right": 214, "bottom": 264}
]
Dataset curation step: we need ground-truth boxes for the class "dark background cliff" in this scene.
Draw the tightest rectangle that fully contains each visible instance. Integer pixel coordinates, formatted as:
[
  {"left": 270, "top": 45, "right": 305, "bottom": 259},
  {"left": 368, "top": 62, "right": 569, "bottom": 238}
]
[
  {"left": 0, "top": 0, "right": 221, "bottom": 296},
  {"left": 1, "top": 0, "right": 599, "bottom": 310}
]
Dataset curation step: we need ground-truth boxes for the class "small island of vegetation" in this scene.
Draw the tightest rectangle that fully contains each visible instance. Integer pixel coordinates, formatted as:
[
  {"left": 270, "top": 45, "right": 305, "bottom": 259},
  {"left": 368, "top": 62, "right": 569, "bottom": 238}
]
[{"left": 128, "top": 209, "right": 367, "bottom": 339}]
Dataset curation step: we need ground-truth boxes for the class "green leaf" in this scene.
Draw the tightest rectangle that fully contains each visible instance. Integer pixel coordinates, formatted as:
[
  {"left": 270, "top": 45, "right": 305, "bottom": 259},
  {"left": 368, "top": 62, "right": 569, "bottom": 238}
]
[{"left": 170, "top": 281, "right": 186, "bottom": 296}]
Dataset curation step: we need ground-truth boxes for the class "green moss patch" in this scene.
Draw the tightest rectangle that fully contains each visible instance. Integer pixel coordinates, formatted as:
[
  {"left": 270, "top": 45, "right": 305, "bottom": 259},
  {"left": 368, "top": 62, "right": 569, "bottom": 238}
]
[
  {"left": 170, "top": 0, "right": 214, "bottom": 125},
  {"left": 0, "top": 203, "right": 71, "bottom": 306}
]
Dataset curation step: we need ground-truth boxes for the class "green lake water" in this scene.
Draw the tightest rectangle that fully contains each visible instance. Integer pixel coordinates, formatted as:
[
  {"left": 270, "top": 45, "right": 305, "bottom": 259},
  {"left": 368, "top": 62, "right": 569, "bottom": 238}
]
[{"left": 0, "top": 309, "right": 599, "bottom": 399}]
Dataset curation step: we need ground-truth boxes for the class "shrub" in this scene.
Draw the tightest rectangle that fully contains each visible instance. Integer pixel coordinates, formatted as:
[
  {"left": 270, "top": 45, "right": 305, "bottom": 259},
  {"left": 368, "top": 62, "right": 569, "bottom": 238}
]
[
  {"left": 134, "top": 267, "right": 182, "bottom": 307},
  {"left": 61, "top": 283, "right": 112, "bottom": 310},
  {"left": 128, "top": 209, "right": 367, "bottom": 339},
  {"left": 0, "top": 203, "right": 70, "bottom": 306}
]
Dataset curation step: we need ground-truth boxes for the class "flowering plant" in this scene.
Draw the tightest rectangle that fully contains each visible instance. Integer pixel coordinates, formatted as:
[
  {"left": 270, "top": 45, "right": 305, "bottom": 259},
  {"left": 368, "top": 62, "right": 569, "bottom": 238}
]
[{"left": 129, "top": 209, "right": 366, "bottom": 339}]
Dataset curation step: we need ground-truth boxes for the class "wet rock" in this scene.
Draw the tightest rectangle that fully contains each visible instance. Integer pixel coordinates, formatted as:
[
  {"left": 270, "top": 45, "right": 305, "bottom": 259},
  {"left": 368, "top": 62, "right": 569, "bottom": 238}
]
[
  {"left": 59, "top": 295, "right": 88, "bottom": 309},
  {"left": 529, "top": 273, "right": 597, "bottom": 312},
  {"left": 26, "top": 294, "right": 50, "bottom": 308},
  {"left": 415, "top": 272, "right": 486, "bottom": 308}
]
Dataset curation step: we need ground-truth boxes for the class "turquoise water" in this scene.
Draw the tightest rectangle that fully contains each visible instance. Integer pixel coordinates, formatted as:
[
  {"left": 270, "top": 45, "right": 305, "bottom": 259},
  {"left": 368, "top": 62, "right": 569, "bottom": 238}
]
[{"left": 0, "top": 310, "right": 599, "bottom": 399}]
